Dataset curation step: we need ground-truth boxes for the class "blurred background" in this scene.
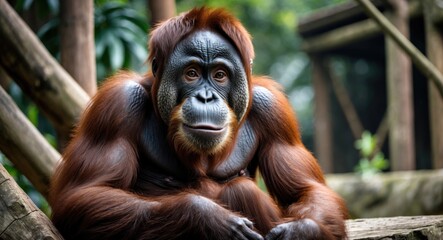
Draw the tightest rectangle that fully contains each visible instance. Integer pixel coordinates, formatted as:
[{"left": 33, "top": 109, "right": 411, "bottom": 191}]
[{"left": 1, "top": 0, "right": 442, "bottom": 220}]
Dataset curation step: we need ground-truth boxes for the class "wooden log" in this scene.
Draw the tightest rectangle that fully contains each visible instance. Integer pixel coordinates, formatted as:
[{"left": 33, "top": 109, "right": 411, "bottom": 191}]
[
  {"left": 300, "top": 1, "right": 421, "bottom": 53},
  {"left": 0, "top": 85, "right": 60, "bottom": 198},
  {"left": 327, "top": 170, "right": 443, "bottom": 218},
  {"left": 346, "top": 215, "right": 443, "bottom": 239},
  {"left": 0, "top": 0, "right": 89, "bottom": 132},
  {"left": 0, "top": 164, "right": 62, "bottom": 240},
  {"left": 298, "top": 0, "right": 387, "bottom": 37},
  {"left": 301, "top": 19, "right": 380, "bottom": 53}
]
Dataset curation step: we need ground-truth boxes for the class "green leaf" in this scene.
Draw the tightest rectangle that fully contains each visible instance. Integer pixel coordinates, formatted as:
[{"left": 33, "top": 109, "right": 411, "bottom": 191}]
[
  {"left": 126, "top": 40, "right": 147, "bottom": 62},
  {"left": 371, "top": 153, "right": 389, "bottom": 170},
  {"left": 108, "top": 37, "right": 125, "bottom": 70},
  {"left": 44, "top": 133, "right": 57, "bottom": 148},
  {"left": 23, "top": 0, "right": 34, "bottom": 11},
  {"left": 95, "top": 29, "right": 109, "bottom": 57},
  {"left": 110, "top": 18, "right": 146, "bottom": 37},
  {"left": 27, "top": 104, "right": 39, "bottom": 127},
  {"left": 108, "top": 8, "right": 147, "bottom": 30},
  {"left": 37, "top": 18, "right": 59, "bottom": 38},
  {"left": 115, "top": 29, "right": 138, "bottom": 42},
  {"left": 101, "top": 2, "right": 126, "bottom": 15},
  {"left": 355, "top": 131, "right": 377, "bottom": 157},
  {"left": 46, "top": 0, "right": 59, "bottom": 15}
]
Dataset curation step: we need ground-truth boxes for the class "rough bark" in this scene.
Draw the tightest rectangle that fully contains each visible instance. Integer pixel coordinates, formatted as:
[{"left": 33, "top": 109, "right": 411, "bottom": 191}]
[
  {"left": 346, "top": 215, "right": 443, "bottom": 240},
  {"left": 0, "top": 0, "right": 89, "bottom": 133},
  {"left": 0, "top": 85, "right": 60, "bottom": 198},
  {"left": 0, "top": 164, "right": 62, "bottom": 240}
]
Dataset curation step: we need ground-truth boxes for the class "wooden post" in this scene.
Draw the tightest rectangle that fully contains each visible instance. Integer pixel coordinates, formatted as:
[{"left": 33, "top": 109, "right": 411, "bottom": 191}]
[
  {"left": 424, "top": 0, "right": 443, "bottom": 169},
  {"left": 60, "top": 0, "right": 96, "bottom": 96},
  {"left": 148, "top": 0, "right": 176, "bottom": 25},
  {"left": 312, "top": 56, "right": 333, "bottom": 173},
  {"left": 59, "top": 0, "right": 96, "bottom": 149},
  {"left": 385, "top": 0, "right": 415, "bottom": 171}
]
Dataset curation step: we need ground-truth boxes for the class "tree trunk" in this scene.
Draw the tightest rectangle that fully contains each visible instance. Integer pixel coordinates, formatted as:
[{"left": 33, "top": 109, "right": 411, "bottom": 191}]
[
  {"left": 58, "top": 0, "right": 96, "bottom": 149},
  {"left": 0, "top": 164, "right": 62, "bottom": 240},
  {"left": 148, "top": 0, "right": 176, "bottom": 26},
  {"left": 60, "top": 0, "right": 96, "bottom": 96},
  {"left": 0, "top": 0, "right": 89, "bottom": 133}
]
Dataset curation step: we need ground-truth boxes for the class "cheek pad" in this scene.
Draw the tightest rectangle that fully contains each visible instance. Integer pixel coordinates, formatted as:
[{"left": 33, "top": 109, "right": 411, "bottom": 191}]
[
  {"left": 157, "top": 69, "right": 178, "bottom": 124},
  {"left": 230, "top": 75, "right": 249, "bottom": 122}
]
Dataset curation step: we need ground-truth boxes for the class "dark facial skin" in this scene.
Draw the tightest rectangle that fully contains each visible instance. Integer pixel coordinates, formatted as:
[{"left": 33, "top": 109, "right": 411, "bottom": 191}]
[{"left": 157, "top": 31, "right": 249, "bottom": 152}]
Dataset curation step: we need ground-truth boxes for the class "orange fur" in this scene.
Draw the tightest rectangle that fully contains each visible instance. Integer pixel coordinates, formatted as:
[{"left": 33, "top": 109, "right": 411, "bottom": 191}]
[{"left": 50, "top": 8, "right": 347, "bottom": 240}]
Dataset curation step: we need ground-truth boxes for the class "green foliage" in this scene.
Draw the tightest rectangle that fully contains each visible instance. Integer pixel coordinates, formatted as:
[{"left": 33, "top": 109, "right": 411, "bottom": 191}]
[
  {"left": 27, "top": 104, "right": 39, "bottom": 126},
  {"left": 26, "top": 103, "right": 57, "bottom": 147},
  {"left": 354, "top": 131, "right": 389, "bottom": 177},
  {"left": 355, "top": 131, "right": 377, "bottom": 157},
  {"left": 38, "top": 0, "right": 148, "bottom": 81},
  {"left": 14, "top": 0, "right": 58, "bottom": 16},
  {"left": 94, "top": 2, "right": 148, "bottom": 80}
]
